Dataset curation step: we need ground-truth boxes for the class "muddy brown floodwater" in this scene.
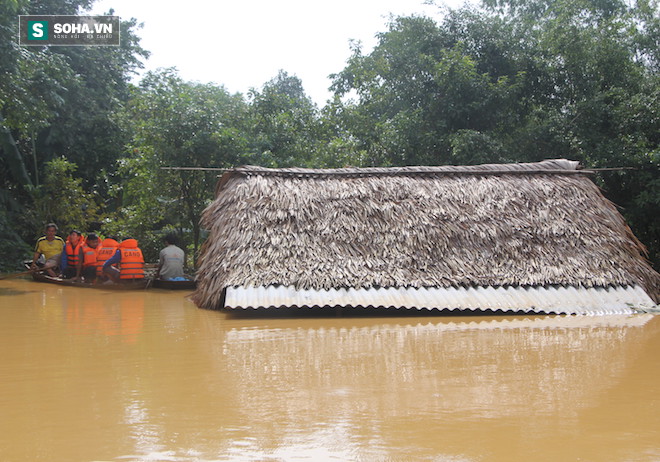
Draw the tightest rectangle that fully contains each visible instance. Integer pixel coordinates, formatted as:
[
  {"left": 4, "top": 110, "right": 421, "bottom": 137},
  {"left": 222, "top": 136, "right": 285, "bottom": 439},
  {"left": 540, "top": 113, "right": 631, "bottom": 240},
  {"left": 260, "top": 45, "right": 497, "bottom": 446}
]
[{"left": 1, "top": 278, "right": 659, "bottom": 461}]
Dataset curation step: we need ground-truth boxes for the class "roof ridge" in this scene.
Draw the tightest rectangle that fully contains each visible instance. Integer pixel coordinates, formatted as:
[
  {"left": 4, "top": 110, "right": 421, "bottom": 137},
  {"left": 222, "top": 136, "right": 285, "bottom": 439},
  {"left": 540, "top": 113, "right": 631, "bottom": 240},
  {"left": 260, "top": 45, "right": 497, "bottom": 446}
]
[{"left": 232, "top": 159, "right": 583, "bottom": 177}]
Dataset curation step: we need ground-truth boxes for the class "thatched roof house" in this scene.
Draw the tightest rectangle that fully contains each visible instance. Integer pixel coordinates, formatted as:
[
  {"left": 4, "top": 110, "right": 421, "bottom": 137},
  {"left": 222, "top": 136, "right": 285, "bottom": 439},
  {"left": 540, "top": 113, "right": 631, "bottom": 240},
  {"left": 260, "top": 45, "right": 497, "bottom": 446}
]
[{"left": 192, "top": 159, "right": 660, "bottom": 314}]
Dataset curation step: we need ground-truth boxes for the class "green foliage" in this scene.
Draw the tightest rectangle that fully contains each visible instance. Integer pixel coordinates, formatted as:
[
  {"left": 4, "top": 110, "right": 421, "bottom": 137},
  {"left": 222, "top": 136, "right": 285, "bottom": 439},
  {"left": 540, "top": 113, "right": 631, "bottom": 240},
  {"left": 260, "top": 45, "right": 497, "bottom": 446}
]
[
  {"left": 0, "top": 0, "right": 148, "bottom": 263},
  {"left": 34, "top": 17, "right": 149, "bottom": 185},
  {"left": 449, "top": 130, "right": 505, "bottom": 165},
  {"left": 25, "top": 157, "right": 101, "bottom": 238},
  {"left": 247, "top": 70, "right": 322, "bottom": 167},
  {"left": 330, "top": 13, "right": 526, "bottom": 166},
  {"left": 0, "top": 114, "right": 33, "bottom": 188},
  {"left": 0, "top": 0, "right": 148, "bottom": 194},
  {"left": 0, "top": 0, "right": 75, "bottom": 190},
  {"left": 111, "top": 69, "right": 250, "bottom": 259},
  {"left": 0, "top": 207, "right": 31, "bottom": 272}
]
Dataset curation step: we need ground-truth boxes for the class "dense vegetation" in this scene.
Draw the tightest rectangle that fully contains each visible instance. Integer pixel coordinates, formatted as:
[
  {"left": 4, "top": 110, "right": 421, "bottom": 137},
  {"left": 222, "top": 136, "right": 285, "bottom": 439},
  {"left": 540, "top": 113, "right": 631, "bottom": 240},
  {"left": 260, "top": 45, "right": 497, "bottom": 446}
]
[{"left": 1, "top": 0, "right": 658, "bottom": 271}]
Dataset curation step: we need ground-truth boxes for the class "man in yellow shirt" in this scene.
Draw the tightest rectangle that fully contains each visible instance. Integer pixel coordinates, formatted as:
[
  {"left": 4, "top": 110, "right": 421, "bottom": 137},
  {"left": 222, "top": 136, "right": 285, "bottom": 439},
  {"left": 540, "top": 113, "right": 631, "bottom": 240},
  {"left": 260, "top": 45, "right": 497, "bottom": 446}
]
[{"left": 30, "top": 223, "right": 65, "bottom": 277}]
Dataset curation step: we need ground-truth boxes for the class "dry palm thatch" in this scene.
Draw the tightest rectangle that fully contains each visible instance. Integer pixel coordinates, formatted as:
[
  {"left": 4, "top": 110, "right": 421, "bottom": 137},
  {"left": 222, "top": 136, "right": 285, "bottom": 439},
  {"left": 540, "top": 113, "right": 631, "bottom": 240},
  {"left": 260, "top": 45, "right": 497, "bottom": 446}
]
[{"left": 192, "top": 159, "right": 660, "bottom": 310}]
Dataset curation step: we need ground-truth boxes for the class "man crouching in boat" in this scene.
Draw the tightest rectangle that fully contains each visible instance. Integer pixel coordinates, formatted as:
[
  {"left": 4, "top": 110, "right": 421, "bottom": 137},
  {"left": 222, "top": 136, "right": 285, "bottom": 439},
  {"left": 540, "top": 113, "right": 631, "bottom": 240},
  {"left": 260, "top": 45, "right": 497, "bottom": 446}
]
[
  {"left": 95, "top": 236, "right": 119, "bottom": 283},
  {"left": 60, "top": 230, "right": 84, "bottom": 279},
  {"left": 30, "top": 223, "right": 65, "bottom": 277},
  {"left": 71, "top": 233, "right": 100, "bottom": 283},
  {"left": 102, "top": 237, "right": 145, "bottom": 284}
]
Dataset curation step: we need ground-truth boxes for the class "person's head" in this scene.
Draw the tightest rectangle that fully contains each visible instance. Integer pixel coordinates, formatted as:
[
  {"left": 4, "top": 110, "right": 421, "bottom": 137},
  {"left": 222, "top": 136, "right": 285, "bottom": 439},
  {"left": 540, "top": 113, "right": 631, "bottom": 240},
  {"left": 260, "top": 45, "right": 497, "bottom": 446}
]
[
  {"left": 68, "top": 230, "right": 82, "bottom": 245},
  {"left": 86, "top": 233, "right": 100, "bottom": 248},
  {"left": 164, "top": 233, "right": 177, "bottom": 246},
  {"left": 45, "top": 223, "right": 58, "bottom": 240}
]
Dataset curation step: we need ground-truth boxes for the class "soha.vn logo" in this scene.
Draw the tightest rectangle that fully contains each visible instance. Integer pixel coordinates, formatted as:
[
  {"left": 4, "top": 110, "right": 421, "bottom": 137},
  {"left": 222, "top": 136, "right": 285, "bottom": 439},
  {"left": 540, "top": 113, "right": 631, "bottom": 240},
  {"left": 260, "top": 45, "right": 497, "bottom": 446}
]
[
  {"left": 20, "top": 15, "right": 120, "bottom": 46},
  {"left": 27, "top": 20, "right": 48, "bottom": 40}
]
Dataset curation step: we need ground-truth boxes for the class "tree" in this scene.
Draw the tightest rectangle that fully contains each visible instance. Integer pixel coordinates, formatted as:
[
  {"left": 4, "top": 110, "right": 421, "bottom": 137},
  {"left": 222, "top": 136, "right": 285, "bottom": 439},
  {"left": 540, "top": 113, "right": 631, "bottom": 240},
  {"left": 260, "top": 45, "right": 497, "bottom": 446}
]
[
  {"left": 330, "top": 13, "right": 526, "bottom": 166},
  {"left": 25, "top": 157, "right": 101, "bottom": 236},
  {"left": 0, "top": 0, "right": 84, "bottom": 270},
  {"left": 245, "top": 71, "right": 322, "bottom": 167},
  {"left": 113, "top": 69, "right": 250, "bottom": 260},
  {"left": 329, "top": 2, "right": 659, "bottom": 265},
  {"left": 37, "top": 16, "right": 149, "bottom": 184},
  {"left": 0, "top": 0, "right": 148, "bottom": 267}
]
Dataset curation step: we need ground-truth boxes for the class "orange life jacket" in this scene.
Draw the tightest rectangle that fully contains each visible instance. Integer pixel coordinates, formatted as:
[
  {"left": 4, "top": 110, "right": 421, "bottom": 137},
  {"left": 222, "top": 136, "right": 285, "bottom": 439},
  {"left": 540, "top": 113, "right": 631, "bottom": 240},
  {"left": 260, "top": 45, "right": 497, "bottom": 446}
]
[
  {"left": 119, "top": 239, "right": 144, "bottom": 279},
  {"left": 81, "top": 243, "right": 98, "bottom": 268},
  {"left": 64, "top": 237, "right": 85, "bottom": 268},
  {"left": 96, "top": 238, "right": 119, "bottom": 276}
]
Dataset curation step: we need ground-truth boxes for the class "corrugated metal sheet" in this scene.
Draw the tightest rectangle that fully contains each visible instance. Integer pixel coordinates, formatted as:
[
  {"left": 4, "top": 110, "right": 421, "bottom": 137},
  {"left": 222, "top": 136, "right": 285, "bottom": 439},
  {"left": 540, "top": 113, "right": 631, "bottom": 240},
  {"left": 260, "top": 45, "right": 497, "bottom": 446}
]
[{"left": 224, "top": 284, "right": 657, "bottom": 315}]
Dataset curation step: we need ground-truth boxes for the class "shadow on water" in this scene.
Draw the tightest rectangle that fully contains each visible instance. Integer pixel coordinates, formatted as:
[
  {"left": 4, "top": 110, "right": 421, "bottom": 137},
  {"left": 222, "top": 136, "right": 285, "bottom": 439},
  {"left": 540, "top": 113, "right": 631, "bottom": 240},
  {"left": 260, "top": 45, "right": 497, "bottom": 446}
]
[
  {"left": 219, "top": 305, "right": 534, "bottom": 319},
  {"left": 0, "top": 287, "right": 33, "bottom": 296}
]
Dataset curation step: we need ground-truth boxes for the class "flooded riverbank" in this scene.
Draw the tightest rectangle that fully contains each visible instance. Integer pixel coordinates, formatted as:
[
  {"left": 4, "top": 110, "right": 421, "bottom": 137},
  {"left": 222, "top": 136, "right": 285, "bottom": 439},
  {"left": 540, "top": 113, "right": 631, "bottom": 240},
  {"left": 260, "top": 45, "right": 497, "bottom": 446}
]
[{"left": 1, "top": 278, "right": 659, "bottom": 461}]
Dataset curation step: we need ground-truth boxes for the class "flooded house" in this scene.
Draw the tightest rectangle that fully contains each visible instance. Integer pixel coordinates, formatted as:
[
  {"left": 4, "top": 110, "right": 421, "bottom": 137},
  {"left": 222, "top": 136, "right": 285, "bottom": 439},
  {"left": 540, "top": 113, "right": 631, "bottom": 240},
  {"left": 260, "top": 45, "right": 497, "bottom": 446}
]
[{"left": 191, "top": 159, "right": 660, "bottom": 314}]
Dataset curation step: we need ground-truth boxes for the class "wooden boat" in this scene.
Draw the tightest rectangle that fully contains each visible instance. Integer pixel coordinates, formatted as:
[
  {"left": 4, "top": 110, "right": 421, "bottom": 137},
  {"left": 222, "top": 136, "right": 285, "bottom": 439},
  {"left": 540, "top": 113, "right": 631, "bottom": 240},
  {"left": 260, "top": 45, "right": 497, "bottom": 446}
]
[
  {"left": 152, "top": 277, "right": 196, "bottom": 290},
  {"left": 25, "top": 263, "right": 150, "bottom": 290}
]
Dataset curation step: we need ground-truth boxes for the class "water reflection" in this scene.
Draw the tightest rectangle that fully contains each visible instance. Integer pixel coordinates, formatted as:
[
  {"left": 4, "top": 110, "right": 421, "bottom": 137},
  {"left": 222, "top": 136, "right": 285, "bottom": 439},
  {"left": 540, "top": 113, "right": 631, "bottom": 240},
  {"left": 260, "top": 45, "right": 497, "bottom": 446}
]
[
  {"left": 1, "top": 279, "right": 659, "bottom": 462},
  {"left": 214, "top": 315, "right": 658, "bottom": 461}
]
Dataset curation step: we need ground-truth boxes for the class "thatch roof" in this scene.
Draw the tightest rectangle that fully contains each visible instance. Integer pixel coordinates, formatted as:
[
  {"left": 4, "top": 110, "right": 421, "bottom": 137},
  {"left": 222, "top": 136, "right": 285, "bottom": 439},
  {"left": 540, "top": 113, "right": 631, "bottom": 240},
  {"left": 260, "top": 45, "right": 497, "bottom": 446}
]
[{"left": 192, "top": 159, "right": 660, "bottom": 312}]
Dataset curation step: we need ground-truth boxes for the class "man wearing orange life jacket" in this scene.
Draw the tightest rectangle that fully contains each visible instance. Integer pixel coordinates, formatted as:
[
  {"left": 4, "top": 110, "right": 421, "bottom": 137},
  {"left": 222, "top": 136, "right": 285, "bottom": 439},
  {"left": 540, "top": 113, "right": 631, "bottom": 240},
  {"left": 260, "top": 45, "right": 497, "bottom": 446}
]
[
  {"left": 73, "top": 233, "right": 100, "bottom": 283},
  {"left": 60, "top": 230, "right": 85, "bottom": 279},
  {"left": 95, "top": 236, "right": 120, "bottom": 281},
  {"left": 102, "top": 237, "right": 145, "bottom": 283}
]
